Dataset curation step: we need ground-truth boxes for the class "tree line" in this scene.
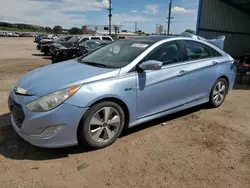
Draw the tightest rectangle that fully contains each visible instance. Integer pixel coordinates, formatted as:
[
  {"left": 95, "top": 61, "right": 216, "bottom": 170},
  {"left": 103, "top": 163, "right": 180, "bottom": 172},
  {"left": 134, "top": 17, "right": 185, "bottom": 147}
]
[
  {"left": 0, "top": 21, "right": 195, "bottom": 35},
  {"left": 0, "top": 22, "right": 82, "bottom": 35}
]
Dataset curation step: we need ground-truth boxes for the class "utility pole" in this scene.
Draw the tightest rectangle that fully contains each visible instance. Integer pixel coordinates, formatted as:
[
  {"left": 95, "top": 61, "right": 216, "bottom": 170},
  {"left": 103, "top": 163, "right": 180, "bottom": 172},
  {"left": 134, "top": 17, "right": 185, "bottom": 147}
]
[
  {"left": 135, "top": 22, "right": 137, "bottom": 32},
  {"left": 114, "top": 26, "right": 118, "bottom": 38},
  {"left": 156, "top": 24, "right": 159, "bottom": 35},
  {"left": 108, "top": 0, "right": 113, "bottom": 36},
  {"left": 167, "top": 0, "right": 173, "bottom": 35}
]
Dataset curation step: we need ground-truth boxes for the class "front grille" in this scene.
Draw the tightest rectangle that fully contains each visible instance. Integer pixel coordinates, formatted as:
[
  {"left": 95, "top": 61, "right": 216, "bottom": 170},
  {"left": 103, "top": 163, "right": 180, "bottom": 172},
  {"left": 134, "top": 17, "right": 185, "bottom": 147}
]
[
  {"left": 8, "top": 96, "right": 25, "bottom": 128},
  {"left": 50, "top": 45, "right": 55, "bottom": 52}
]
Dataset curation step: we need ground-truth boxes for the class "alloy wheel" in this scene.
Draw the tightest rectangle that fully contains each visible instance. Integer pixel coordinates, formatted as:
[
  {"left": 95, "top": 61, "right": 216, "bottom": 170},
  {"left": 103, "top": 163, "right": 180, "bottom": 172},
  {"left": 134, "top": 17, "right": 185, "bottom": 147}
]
[
  {"left": 89, "top": 107, "right": 121, "bottom": 143},
  {"left": 212, "top": 81, "right": 227, "bottom": 105}
]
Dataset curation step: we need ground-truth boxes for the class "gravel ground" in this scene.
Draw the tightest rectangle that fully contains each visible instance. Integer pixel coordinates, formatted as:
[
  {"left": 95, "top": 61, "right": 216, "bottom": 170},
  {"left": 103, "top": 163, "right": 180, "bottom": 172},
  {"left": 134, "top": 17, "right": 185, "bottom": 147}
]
[{"left": 0, "top": 37, "right": 250, "bottom": 188}]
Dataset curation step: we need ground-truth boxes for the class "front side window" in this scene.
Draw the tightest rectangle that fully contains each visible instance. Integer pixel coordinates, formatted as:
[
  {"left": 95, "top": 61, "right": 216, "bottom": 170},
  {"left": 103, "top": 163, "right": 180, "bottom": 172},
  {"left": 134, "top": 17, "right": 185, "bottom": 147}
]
[
  {"left": 79, "top": 38, "right": 89, "bottom": 46},
  {"left": 143, "top": 42, "right": 182, "bottom": 65},
  {"left": 80, "top": 41, "right": 151, "bottom": 68},
  {"left": 183, "top": 40, "right": 222, "bottom": 61},
  {"left": 56, "top": 36, "right": 72, "bottom": 42},
  {"left": 68, "top": 36, "right": 81, "bottom": 42}
]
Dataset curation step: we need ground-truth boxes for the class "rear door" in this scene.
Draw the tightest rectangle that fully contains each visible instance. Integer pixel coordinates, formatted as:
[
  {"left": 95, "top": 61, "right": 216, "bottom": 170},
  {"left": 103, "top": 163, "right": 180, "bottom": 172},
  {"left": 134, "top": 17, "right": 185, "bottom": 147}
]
[{"left": 182, "top": 40, "right": 223, "bottom": 103}]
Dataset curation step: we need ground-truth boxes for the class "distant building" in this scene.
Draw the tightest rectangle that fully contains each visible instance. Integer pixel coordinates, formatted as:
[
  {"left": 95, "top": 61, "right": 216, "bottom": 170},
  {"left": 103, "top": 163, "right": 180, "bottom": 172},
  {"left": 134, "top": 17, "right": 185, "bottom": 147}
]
[
  {"left": 82, "top": 25, "right": 122, "bottom": 35},
  {"left": 82, "top": 25, "right": 140, "bottom": 38}
]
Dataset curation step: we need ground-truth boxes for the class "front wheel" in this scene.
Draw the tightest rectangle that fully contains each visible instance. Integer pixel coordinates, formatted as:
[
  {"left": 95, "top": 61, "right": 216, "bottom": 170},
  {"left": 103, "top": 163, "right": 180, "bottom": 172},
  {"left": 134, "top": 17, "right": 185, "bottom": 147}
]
[
  {"left": 209, "top": 78, "right": 228, "bottom": 108},
  {"left": 78, "top": 101, "right": 125, "bottom": 149}
]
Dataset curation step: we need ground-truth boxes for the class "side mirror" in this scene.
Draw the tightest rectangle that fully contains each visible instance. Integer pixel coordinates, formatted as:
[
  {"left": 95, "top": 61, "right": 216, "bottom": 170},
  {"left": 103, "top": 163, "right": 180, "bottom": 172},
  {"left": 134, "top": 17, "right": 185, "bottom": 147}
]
[{"left": 138, "top": 60, "right": 163, "bottom": 71}]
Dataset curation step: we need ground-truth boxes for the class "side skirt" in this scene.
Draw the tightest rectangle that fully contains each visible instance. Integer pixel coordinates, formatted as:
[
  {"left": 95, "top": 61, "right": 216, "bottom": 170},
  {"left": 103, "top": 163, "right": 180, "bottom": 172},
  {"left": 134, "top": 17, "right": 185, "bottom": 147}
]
[{"left": 128, "top": 97, "right": 209, "bottom": 128}]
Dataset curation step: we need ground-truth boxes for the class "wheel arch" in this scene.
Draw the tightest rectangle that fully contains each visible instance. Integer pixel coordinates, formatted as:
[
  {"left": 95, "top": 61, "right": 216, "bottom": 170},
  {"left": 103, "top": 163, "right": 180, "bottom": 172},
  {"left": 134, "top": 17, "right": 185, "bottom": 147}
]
[
  {"left": 89, "top": 97, "right": 130, "bottom": 128},
  {"left": 219, "top": 75, "right": 229, "bottom": 85},
  {"left": 217, "top": 75, "right": 229, "bottom": 93},
  {"left": 77, "top": 96, "right": 131, "bottom": 142}
]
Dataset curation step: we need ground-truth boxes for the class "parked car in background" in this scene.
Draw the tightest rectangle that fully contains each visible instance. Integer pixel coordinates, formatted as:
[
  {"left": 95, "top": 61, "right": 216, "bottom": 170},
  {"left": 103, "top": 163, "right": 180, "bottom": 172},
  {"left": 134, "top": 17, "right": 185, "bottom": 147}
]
[
  {"left": 34, "top": 34, "right": 47, "bottom": 43},
  {"left": 51, "top": 40, "right": 112, "bottom": 63},
  {"left": 7, "top": 32, "right": 13, "bottom": 37},
  {"left": 9, "top": 33, "right": 236, "bottom": 149},
  {"left": 12, "top": 33, "right": 19, "bottom": 37},
  {"left": 0, "top": 31, "right": 8, "bottom": 36},
  {"left": 37, "top": 36, "right": 71, "bottom": 50},
  {"left": 48, "top": 35, "right": 113, "bottom": 55},
  {"left": 38, "top": 35, "right": 73, "bottom": 52}
]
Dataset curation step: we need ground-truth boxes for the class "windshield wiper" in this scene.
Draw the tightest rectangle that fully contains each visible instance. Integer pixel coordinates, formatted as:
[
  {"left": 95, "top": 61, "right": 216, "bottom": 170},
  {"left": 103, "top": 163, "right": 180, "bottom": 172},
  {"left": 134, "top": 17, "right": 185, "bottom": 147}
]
[{"left": 82, "top": 61, "right": 108, "bottom": 68}]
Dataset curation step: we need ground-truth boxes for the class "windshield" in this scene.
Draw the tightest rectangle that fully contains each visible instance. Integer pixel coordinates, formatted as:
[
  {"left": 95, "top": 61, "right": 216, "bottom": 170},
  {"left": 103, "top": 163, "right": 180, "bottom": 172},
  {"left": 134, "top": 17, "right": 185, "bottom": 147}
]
[
  {"left": 68, "top": 36, "right": 81, "bottom": 42},
  {"left": 80, "top": 41, "right": 150, "bottom": 68},
  {"left": 56, "top": 36, "right": 72, "bottom": 42}
]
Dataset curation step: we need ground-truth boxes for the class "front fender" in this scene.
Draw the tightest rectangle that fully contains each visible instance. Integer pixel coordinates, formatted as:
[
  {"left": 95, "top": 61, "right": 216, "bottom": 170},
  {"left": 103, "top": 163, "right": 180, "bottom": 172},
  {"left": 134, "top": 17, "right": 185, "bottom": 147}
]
[{"left": 65, "top": 74, "right": 137, "bottom": 123}]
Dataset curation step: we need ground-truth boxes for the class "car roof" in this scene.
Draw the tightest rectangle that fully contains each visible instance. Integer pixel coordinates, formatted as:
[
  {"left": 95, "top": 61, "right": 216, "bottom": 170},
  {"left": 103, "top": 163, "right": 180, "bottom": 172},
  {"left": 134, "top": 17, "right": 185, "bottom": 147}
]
[
  {"left": 124, "top": 36, "right": 177, "bottom": 44},
  {"left": 86, "top": 40, "right": 111, "bottom": 43}
]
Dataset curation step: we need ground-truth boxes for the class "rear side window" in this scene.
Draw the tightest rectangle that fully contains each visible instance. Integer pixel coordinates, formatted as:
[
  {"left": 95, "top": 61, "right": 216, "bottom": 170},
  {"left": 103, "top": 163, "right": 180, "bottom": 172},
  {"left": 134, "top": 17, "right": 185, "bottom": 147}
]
[
  {"left": 91, "top": 37, "right": 101, "bottom": 40},
  {"left": 183, "top": 40, "right": 222, "bottom": 61},
  {"left": 102, "top": 37, "right": 113, "bottom": 41},
  {"left": 143, "top": 42, "right": 182, "bottom": 65}
]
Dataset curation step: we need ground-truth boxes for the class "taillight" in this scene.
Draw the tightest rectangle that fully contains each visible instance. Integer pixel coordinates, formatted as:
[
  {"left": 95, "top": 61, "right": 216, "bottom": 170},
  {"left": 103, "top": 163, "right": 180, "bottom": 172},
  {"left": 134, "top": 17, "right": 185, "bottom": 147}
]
[{"left": 231, "top": 60, "right": 238, "bottom": 72}]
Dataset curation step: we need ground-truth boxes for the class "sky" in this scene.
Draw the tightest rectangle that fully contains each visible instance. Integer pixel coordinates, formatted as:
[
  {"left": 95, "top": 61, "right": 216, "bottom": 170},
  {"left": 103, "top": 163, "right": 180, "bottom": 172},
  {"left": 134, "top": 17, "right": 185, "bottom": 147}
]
[{"left": 0, "top": 0, "right": 199, "bottom": 34}]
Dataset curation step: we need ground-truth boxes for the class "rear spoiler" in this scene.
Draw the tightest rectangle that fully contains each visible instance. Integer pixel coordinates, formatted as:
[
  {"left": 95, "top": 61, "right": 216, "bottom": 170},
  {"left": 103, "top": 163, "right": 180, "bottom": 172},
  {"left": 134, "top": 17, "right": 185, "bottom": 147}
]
[{"left": 180, "top": 32, "right": 225, "bottom": 50}]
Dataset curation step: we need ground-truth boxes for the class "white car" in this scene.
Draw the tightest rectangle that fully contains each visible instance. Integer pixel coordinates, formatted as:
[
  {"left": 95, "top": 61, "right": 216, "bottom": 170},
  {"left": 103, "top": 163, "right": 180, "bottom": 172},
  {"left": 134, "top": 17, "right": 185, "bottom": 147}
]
[{"left": 12, "top": 33, "right": 19, "bottom": 37}]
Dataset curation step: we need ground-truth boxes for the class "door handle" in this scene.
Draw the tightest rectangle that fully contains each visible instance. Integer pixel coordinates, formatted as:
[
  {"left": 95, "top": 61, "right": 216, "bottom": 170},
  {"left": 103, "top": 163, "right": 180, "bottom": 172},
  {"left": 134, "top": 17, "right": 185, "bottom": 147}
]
[
  {"left": 212, "top": 61, "right": 219, "bottom": 66},
  {"left": 177, "top": 70, "right": 188, "bottom": 77}
]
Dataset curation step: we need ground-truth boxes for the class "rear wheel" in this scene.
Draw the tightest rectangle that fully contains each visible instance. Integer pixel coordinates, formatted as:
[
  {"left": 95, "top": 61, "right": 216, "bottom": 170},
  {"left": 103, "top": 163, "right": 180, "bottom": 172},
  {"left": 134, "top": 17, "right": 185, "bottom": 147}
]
[
  {"left": 78, "top": 101, "right": 125, "bottom": 149},
  {"left": 209, "top": 78, "right": 228, "bottom": 107}
]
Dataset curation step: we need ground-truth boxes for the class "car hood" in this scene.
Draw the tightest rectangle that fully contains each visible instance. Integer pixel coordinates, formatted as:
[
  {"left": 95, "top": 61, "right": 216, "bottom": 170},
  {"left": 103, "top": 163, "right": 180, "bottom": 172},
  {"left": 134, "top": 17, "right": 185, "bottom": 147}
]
[
  {"left": 16, "top": 59, "right": 120, "bottom": 96},
  {"left": 51, "top": 43, "right": 68, "bottom": 50}
]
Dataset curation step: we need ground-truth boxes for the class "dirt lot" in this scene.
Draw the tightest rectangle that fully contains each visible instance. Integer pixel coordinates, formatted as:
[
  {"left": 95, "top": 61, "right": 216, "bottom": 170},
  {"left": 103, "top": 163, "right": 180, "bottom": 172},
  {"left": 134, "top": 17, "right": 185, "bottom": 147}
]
[{"left": 0, "top": 37, "right": 250, "bottom": 188}]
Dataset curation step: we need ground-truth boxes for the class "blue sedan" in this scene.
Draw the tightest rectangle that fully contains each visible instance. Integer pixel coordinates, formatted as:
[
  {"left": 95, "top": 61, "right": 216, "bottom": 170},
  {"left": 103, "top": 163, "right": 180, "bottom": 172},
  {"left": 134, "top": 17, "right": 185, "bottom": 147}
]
[{"left": 9, "top": 33, "right": 237, "bottom": 149}]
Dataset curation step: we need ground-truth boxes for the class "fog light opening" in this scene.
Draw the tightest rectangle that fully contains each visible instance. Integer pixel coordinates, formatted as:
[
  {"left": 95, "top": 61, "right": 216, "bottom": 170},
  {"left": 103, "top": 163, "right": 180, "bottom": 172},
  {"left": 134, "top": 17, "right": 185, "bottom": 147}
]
[{"left": 29, "top": 125, "right": 64, "bottom": 138}]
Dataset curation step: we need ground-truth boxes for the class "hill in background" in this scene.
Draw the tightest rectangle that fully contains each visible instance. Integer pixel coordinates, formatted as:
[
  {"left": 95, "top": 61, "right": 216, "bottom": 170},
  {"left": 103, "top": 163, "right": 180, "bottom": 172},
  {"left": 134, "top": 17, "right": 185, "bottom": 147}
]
[{"left": 0, "top": 21, "right": 46, "bottom": 32}]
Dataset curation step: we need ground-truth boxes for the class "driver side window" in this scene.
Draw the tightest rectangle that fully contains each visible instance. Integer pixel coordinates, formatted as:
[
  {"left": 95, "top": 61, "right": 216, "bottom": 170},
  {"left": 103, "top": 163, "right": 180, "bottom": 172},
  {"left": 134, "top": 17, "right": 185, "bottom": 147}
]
[{"left": 143, "top": 42, "right": 182, "bottom": 65}]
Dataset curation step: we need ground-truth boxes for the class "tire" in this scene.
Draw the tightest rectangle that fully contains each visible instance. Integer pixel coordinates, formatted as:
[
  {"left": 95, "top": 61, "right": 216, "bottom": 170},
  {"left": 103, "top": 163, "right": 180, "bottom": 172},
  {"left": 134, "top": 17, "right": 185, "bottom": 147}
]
[
  {"left": 78, "top": 101, "right": 125, "bottom": 149},
  {"left": 208, "top": 78, "right": 228, "bottom": 108}
]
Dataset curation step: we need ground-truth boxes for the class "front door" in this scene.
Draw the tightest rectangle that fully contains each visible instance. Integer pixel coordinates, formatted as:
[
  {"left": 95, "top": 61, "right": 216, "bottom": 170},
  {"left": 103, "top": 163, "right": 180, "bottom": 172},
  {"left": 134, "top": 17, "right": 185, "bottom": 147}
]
[{"left": 136, "top": 41, "right": 189, "bottom": 119}]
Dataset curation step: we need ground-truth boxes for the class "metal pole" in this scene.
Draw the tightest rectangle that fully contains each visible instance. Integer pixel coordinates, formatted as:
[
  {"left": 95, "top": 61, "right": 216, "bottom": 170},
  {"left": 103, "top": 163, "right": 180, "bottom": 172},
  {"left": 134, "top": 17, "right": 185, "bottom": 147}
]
[
  {"left": 135, "top": 22, "right": 137, "bottom": 32},
  {"left": 108, "top": 0, "right": 112, "bottom": 36},
  {"left": 167, "top": 0, "right": 172, "bottom": 35}
]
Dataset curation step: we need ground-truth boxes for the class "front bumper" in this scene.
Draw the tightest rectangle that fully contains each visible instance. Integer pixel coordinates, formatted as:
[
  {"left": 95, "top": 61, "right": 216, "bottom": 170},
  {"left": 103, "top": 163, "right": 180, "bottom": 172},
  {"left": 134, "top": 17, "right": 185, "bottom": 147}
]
[
  {"left": 37, "top": 44, "right": 41, "bottom": 50},
  {"left": 9, "top": 94, "right": 88, "bottom": 148}
]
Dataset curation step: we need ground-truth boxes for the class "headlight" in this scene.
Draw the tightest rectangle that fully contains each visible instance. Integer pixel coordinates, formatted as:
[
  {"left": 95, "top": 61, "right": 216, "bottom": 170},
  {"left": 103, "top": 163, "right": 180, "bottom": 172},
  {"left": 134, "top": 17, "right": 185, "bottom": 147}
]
[{"left": 26, "top": 85, "right": 81, "bottom": 112}]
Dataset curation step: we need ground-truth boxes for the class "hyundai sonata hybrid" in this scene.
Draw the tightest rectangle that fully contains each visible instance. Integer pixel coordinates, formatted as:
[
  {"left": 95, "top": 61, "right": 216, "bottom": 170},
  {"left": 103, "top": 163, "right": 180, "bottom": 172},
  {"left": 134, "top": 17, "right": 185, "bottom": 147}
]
[{"left": 8, "top": 33, "right": 237, "bottom": 149}]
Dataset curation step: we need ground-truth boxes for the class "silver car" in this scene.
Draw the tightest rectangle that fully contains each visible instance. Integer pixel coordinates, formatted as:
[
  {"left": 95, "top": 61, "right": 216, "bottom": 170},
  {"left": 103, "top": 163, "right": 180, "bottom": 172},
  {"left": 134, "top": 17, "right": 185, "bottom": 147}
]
[{"left": 9, "top": 33, "right": 237, "bottom": 149}]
